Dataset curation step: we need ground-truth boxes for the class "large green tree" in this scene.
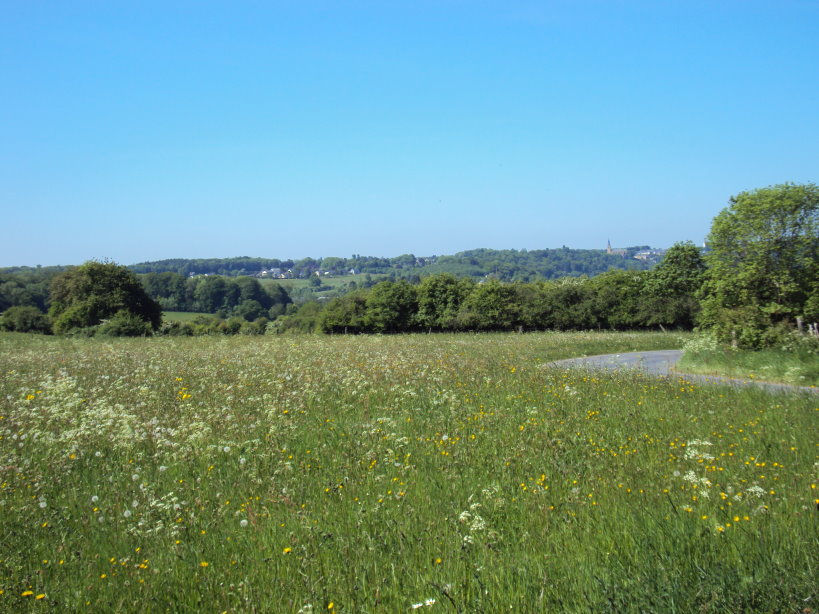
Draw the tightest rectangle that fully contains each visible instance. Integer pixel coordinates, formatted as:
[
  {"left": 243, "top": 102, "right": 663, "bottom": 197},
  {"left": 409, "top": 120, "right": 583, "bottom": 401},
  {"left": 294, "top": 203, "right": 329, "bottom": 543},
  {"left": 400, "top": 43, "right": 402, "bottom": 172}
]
[
  {"left": 364, "top": 280, "right": 418, "bottom": 333},
  {"left": 642, "top": 241, "right": 706, "bottom": 329},
  {"left": 318, "top": 292, "right": 368, "bottom": 334},
  {"left": 456, "top": 279, "right": 520, "bottom": 331},
  {"left": 49, "top": 261, "right": 163, "bottom": 335},
  {"left": 699, "top": 183, "right": 819, "bottom": 347},
  {"left": 415, "top": 274, "right": 474, "bottom": 331}
]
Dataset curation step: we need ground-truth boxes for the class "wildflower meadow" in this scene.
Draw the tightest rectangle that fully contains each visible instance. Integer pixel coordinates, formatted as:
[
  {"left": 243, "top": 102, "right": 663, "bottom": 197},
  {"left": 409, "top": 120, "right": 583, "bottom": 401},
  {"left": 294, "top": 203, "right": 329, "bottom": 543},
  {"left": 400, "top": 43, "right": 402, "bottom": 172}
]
[{"left": 0, "top": 331, "right": 816, "bottom": 612}]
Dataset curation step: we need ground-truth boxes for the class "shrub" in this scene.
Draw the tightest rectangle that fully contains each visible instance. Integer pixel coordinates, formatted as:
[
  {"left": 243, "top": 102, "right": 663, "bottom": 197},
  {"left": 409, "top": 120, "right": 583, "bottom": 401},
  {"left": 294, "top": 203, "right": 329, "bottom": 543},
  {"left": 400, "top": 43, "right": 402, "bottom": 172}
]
[
  {"left": 96, "top": 311, "right": 153, "bottom": 337},
  {"left": 0, "top": 305, "right": 52, "bottom": 334}
]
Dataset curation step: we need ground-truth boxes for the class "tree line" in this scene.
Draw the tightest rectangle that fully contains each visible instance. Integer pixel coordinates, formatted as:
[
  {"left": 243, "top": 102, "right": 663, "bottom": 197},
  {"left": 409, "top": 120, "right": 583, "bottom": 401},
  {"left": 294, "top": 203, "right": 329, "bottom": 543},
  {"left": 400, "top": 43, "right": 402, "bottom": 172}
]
[
  {"left": 139, "top": 272, "right": 292, "bottom": 319},
  {"left": 2, "top": 183, "right": 817, "bottom": 348},
  {"left": 0, "top": 265, "right": 292, "bottom": 337},
  {"left": 265, "top": 182, "right": 819, "bottom": 348},
  {"left": 274, "top": 242, "right": 704, "bottom": 335}
]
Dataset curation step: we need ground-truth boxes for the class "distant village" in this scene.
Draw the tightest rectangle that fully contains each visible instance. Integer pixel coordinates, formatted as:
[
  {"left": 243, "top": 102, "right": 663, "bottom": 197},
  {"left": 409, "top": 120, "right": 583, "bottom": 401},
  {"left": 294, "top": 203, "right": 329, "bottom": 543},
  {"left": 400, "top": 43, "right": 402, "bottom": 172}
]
[
  {"left": 179, "top": 244, "right": 669, "bottom": 280},
  {"left": 607, "top": 240, "right": 666, "bottom": 262}
]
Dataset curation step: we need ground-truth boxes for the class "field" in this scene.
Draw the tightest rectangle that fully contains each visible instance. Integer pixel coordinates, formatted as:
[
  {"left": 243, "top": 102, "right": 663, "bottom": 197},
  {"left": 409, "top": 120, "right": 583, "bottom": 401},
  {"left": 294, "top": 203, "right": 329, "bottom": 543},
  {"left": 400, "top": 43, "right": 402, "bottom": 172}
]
[
  {"left": 0, "top": 331, "right": 816, "bottom": 612},
  {"left": 162, "top": 311, "right": 206, "bottom": 323}
]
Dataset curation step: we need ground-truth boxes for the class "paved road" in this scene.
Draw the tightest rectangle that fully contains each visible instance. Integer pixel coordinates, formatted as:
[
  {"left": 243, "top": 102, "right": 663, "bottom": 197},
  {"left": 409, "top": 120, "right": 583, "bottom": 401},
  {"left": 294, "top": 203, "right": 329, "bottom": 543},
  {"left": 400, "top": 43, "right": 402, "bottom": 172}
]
[{"left": 547, "top": 350, "right": 819, "bottom": 395}]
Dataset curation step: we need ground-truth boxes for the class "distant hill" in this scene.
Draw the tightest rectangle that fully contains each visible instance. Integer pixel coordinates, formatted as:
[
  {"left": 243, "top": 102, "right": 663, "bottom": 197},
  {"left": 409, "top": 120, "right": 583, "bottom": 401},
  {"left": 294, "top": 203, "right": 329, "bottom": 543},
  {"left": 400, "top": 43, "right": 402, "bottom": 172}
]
[{"left": 129, "top": 246, "right": 662, "bottom": 282}]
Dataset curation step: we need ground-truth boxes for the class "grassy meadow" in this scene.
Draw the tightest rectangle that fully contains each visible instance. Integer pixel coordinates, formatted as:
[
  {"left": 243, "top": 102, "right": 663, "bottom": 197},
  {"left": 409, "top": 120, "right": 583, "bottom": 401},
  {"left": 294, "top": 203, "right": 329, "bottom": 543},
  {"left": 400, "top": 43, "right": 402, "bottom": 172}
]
[
  {"left": 162, "top": 312, "right": 205, "bottom": 323},
  {"left": 0, "top": 331, "right": 816, "bottom": 612}
]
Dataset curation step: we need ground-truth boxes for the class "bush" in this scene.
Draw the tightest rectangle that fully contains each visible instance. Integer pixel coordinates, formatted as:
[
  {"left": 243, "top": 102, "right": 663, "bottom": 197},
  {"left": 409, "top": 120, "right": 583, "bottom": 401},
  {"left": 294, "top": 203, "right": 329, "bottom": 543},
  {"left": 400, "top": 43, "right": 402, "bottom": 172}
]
[
  {"left": 96, "top": 311, "right": 153, "bottom": 337},
  {"left": 158, "top": 321, "right": 194, "bottom": 336},
  {"left": 0, "top": 306, "right": 52, "bottom": 334}
]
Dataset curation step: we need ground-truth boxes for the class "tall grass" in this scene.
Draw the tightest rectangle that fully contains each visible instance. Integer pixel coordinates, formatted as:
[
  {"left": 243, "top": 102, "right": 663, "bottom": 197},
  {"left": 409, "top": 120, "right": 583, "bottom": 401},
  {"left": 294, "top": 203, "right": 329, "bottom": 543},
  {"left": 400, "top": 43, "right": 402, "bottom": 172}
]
[
  {"left": 0, "top": 331, "right": 815, "bottom": 612},
  {"left": 679, "top": 336, "right": 819, "bottom": 387}
]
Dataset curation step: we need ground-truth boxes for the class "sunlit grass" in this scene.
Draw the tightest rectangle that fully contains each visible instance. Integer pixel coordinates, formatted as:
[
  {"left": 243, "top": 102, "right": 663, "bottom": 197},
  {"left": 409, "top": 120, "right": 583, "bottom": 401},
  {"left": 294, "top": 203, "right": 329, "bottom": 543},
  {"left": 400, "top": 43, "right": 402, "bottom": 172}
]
[
  {"left": 0, "top": 331, "right": 815, "bottom": 612},
  {"left": 679, "top": 345, "right": 819, "bottom": 387},
  {"left": 162, "top": 311, "right": 204, "bottom": 323}
]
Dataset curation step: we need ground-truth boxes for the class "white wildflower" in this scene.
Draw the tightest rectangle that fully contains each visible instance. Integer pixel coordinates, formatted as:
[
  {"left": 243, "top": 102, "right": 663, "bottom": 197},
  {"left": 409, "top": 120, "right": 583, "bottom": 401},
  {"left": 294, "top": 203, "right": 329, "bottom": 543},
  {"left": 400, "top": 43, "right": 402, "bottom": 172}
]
[
  {"left": 240, "top": 519, "right": 248, "bottom": 528},
  {"left": 470, "top": 515, "right": 487, "bottom": 532}
]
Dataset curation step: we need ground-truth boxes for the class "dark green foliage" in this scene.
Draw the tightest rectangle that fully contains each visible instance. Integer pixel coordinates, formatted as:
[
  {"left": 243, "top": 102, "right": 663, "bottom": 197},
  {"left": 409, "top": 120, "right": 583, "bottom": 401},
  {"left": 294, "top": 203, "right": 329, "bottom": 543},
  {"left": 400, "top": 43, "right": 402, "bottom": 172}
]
[
  {"left": 456, "top": 279, "right": 520, "bottom": 330},
  {"left": 281, "top": 267, "right": 708, "bottom": 335},
  {"left": 0, "top": 305, "right": 52, "bottom": 334},
  {"left": 139, "top": 273, "right": 291, "bottom": 319},
  {"left": 139, "top": 271, "right": 189, "bottom": 311},
  {"left": 224, "top": 317, "right": 244, "bottom": 335},
  {"left": 240, "top": 317, "right": 269, "bottom": 335},
  {"left": 700, "top": 183, "right": 819, "bottom": 347},
  {"left": 159, "top": 321, "right": 195, "bottom": 336},
  {"left": 416, "top": 274, "right": 474, "bottom": 331},
  {"left": 318, "top": 293, "right": 368, "bottom": 334},
  {"left": 590, "top": 270, "right": 649, "bottom": 329},
  {"left": 96, "top": 311, "right": 153, "bottom": 337},
  {"left": 271, "top": 301, "right": 324, "bottom": 334},
  {"left": 235, "top": 299, "right": 266, "bottom": 321},
  {"left": 364, "top": 281, "right": 418, "bottom": 333},
  {"left": 49, "top": 261, "right": 162, "bottom": 335},
  {"left": 643, "top": 241, "right": 706, "bottom": 329},
  {"left": 535, "top": 278, "right": 598, "bottom": 330},
  {"left": 0, "top": 267, "right": 63, "bottom": 312}
]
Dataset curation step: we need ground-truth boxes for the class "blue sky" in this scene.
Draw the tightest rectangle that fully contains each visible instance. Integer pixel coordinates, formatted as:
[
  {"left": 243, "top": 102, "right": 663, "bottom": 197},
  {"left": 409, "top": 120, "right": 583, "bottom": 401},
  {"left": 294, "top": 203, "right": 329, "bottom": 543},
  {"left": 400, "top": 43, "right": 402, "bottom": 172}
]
[{"left": 2, "top": 0, "right": 817, "bottom": 266}]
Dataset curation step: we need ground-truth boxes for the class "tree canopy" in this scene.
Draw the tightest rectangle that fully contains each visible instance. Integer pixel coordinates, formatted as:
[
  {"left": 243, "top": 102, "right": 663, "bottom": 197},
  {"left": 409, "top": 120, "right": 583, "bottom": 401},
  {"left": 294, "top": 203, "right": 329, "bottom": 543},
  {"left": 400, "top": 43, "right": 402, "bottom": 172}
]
[{"left": 700, "top": 183, "right": 819, "bottom": 347}]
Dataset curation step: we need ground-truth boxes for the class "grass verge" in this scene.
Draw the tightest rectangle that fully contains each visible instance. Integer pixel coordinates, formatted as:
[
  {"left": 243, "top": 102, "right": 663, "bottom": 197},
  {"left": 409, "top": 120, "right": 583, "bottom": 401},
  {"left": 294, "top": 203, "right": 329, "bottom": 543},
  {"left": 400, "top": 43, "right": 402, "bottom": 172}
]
[{"left": 678, "top": 346, "right": 819, "bottom": 387}]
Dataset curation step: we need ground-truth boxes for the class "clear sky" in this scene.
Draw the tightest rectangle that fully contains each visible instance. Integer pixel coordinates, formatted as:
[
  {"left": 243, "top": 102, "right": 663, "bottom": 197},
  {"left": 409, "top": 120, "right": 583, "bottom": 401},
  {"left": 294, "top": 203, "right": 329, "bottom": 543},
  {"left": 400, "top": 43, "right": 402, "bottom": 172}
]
[{"left": 2, "top": 0, "right": 817, "bottom": 266}]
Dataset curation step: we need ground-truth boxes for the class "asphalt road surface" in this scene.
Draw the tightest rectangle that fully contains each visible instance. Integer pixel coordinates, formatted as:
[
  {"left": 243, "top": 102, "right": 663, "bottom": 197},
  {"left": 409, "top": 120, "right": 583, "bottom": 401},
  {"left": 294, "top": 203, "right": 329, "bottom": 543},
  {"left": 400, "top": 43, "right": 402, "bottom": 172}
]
[{"left": 547, "top": 350, "right": 818, "bottom": 395}]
